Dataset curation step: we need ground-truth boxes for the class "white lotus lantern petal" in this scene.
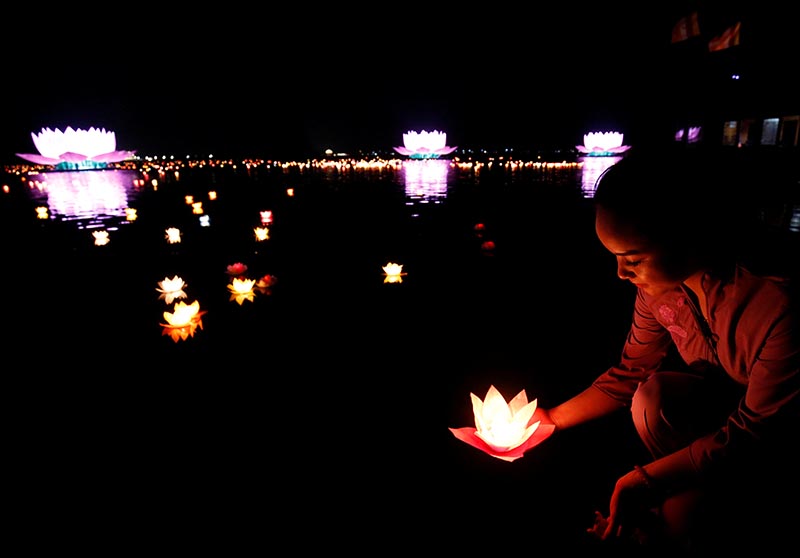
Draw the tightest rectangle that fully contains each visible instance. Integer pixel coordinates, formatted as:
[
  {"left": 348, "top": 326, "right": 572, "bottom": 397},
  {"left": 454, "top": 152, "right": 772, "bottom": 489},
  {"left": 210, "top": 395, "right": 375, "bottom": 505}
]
[{"left": 449, "top": 385, "right": 556, "bottom": 462}]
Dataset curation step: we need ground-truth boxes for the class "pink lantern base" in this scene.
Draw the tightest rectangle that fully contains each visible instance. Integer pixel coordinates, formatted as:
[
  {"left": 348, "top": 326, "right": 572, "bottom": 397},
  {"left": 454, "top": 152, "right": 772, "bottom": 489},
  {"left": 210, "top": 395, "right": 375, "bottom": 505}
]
[{"left": 449, "top": 424, "right": 555, "bottom": 462}]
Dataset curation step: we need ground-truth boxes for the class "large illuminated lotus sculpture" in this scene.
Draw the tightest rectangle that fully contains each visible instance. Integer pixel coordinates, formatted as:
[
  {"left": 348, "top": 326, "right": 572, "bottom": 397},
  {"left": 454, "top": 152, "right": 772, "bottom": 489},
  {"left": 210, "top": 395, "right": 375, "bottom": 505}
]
[
  {"left": 576, "top": 131, "right": 631, "bottom": 157},
  {"left": 15, "top": 126, "right": 136, "bottom": 170},
  {"left": 449, "top": 385, "right": 555, "bottom": 462},
  {"left": 393, "top": 130, "right": 457, "bottom": 159}
]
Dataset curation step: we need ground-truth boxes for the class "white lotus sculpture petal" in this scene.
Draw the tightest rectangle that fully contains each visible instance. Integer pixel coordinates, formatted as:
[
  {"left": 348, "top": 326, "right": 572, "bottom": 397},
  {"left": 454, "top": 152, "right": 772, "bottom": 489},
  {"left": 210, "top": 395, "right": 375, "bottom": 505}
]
[
  {"left": 393, "top": 129, "right": 457, "bottom": 159},
  {"left": 16, "top": 126, "right": 136, "bottom": 169},
  {"left": 576, "top": 131, "right": 631, "bottom": 156}
]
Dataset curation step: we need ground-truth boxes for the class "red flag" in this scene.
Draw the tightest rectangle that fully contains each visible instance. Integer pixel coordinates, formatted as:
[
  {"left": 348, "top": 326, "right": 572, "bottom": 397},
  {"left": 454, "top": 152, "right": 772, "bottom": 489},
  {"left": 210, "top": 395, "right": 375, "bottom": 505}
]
[
  {"left": 708, "top": 21, "right": 741, "bottom": 52},
  {"left": 671, "top": 12, "right": 700, "bottom": 43}
]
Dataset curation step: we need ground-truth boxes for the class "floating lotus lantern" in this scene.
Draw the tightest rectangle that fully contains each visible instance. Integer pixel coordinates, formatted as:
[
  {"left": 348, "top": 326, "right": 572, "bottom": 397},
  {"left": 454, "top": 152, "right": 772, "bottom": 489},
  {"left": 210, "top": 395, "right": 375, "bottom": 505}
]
[
  {"left": 15, "top": 126, "right": 136, "bottom": 170},
  {"left": 191, "top": 202, "right": 204, "bottom": 215},
  {"left": 254, "top": 227, "right": 270, "bottom": 241},
  {"left": 161, "top": 300, "right": 206, "bottom": 342},
  {"left": 256, "top": 274, "right": 278, "bottom": 295},
  {"left": 576, "top": 131, "right": 631, "bottom": 157},
  {"left": 383, "top": 262, "right": 406, "bottom": 284},
  {"left": 226, "top": 262, "right": 248, "bottom": 276},
  {"left": 92, "top": 230, "right": 110, "bottom": 246},
  {"left": 228, "top": 277, "right": 257, "bottom": 305},
  {"left": 393, "top": 130, "right": 457, "bottom": 159},
  {"left": 125, "top": 208, "right": 138, "bottom": 221},
  {"left": 260, "top": 210, "right": 273, "bottom": 225},
  {"left": 36, "top": 206, "right": 49, "bottom": 219},
  {"left": 165, "top": 227, "right": 182, "bottom": 244},
  {"left": 449, "top": 385, "right": 555, "bottom": 462},
  {"left": 156, "top": 275, "right": 188, "bottom": 305}
]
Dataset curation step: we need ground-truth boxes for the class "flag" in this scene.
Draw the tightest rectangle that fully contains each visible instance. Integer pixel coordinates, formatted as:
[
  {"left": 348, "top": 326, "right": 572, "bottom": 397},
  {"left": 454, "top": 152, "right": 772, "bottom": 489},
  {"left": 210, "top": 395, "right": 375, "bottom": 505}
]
[
  {"left": 671, "top": 11, "right": 700, "bottom": 43},
  {"left": 708, "top": 21, "right": 741, "bottom": 52}
]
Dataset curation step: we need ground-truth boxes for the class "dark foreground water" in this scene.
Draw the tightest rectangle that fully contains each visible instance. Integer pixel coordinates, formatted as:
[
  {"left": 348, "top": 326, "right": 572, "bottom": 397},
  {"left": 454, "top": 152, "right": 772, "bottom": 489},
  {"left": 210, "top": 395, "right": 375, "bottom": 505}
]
[{"left": 3, "top": 156, "right": 797, "bottom": 555}]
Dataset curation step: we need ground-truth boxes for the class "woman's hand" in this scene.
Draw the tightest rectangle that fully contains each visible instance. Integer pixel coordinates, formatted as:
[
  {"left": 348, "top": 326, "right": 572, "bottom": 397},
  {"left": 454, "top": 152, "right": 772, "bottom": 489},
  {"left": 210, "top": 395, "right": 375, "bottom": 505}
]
[{"left": 590, "top": 469, "right": 657, "bottom": 542}]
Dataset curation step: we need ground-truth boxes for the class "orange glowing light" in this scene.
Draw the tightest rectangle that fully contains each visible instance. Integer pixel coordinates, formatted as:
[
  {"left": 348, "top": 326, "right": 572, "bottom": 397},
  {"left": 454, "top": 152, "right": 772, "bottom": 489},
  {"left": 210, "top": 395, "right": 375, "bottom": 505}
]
[
  {"left": 125, "top": 208, "right": 138, "bottom": 221},
  {"left": 449, "top": 385, "right": 555, "bottom": 462},
  {"left": 254, "top": 227, "right": 270, "bottom": 241},
  {"left": 208, "top": 191, "right": 217, "bottom": 200},
  {"left": 36, "top": 206, "right": 49, "bottom": 219},
  {"left": 383, "top": 262, "right": 406, "bottom": 284},
  {"left": 192, "top": 202, "right": 204, "bottom": 214},
  {"left": 184, "top": 195, "right": 194, "bottom": 205},
  {"left": 161, "top": 300, "right": 206, "bottom": 342}
]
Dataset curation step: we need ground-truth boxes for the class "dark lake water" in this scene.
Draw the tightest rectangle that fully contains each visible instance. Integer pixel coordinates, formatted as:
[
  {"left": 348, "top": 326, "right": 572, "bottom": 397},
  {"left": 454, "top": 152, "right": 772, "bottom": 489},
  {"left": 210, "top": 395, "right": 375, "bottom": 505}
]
[{"left": 3, "top": 154, "right": 798, "bottom": 553}]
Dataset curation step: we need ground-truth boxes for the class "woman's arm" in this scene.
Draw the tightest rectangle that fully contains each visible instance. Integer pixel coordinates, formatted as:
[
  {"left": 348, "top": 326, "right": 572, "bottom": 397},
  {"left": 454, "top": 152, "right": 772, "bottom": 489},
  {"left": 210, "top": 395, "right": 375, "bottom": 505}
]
[{"left": 547, "top": 385, "right": 627, "bottom": 430}]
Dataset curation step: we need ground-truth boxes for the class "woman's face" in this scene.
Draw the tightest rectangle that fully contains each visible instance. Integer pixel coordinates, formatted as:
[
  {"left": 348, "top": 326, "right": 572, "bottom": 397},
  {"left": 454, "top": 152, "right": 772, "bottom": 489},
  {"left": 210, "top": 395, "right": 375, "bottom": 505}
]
[{"left": 595, "top": 205, "right": 692, "bottom": 297}]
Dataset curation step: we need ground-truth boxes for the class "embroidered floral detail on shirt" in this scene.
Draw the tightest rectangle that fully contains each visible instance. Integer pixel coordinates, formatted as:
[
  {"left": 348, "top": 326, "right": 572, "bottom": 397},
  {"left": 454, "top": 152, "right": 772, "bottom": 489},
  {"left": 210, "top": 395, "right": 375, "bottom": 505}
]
[
  {"left": 667, "top": 325, "right": 688, "bottom": 338},
  {"left": 659, "top": 304, "right": 677, "bottom": 323}
]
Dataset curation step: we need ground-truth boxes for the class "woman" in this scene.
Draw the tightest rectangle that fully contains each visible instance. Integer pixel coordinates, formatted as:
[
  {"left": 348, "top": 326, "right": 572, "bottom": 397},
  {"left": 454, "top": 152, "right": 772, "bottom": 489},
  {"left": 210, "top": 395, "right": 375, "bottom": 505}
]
[{"left": 537, "top": 146, "right": 800, "bottom": 553}]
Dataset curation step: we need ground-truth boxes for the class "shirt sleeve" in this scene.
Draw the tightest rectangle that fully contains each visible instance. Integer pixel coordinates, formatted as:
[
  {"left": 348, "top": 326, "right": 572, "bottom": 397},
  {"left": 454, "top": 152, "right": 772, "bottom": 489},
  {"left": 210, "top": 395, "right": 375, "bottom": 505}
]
[
  {"left": 592, "top": 288, "right": 674, "bottom": 405},
  {"left": 688, "top": 296, "right": 800, "bottom": 475}
]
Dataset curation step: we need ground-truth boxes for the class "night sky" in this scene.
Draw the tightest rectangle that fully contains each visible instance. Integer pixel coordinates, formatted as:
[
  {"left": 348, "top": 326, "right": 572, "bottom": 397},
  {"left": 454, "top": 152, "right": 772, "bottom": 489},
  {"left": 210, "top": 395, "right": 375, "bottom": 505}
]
[{"left": 2, "top": 3, "right": 796, "bottom": 162}]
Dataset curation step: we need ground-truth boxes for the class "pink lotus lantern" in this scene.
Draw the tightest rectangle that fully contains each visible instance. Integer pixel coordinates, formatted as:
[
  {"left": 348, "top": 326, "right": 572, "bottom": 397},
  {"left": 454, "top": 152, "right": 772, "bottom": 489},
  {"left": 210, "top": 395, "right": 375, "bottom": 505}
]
[
  {"left": 226, "top": 262, "right": 248, "bottom": 276},
  {"left": 393, "top": 130, "right": 457, "bottom": 159},
  {"left": 449, "top": 385, "right": 555, "bottom": 462},
  {"left": 576, "top": 131, "right": 631, "bottom": 157},
  {"left": 15, "top": 126, "right": 136, "bottom": 170}
]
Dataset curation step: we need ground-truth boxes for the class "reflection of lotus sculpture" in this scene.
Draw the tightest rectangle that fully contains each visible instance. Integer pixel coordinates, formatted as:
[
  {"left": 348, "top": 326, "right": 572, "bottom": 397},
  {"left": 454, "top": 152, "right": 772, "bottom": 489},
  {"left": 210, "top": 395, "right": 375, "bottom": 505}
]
[
  {"left": 16, "top": 126, "right": 136, "bottom": 170},
  {"left": 576, "top": 131, "right": 631, "bottom": 157},
  {"left": 449, "top": 385, "right": 555, "bottom": 462},
  {"left": 393, "top": 130, "right": 457, "bottom": 159}
]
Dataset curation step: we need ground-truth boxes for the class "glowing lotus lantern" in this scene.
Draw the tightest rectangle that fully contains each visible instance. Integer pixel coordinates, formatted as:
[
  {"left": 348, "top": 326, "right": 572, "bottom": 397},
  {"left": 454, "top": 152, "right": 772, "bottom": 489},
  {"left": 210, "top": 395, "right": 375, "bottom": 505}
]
[
  {"left": 449, "top": 385, "right": 555, "bottom": 462},
  {"left": 165, "top": 227, "right": 182, "bottom": 244},
  {"left": 256, "top": 274, "right": 278, "bottom": 295},
  {"left": 226, "top": 262, "right": 248, "bottom": 276},
  {"left": 254, "top": 227, "right": 270, "bottom": 241},
  {"left": 92, "top": 230, "right": 110, "bottom": 246},
  {"left": 576, "top": 131, "right": 631, "bottom": 157},
  {"left": 15, "top": 126, "right": 136, "bottom": 170},
  {"left": 382, "top": 262, "right": 406, "bottom": 284},
  {"left": 161, "top": 300, "right": 206, "bottom": 342},
  {"left": 125, "top": 208, "right": 138, "bottom": 221},
  {"left": 36, "top": 206, "right": 49, "bottom": 219},
  {"left": 156, "top": 275, "right": 188, "bottom": 305},
  {"left": 393, "top": 130, "right": 457, "bottom": 159},
  {"left": 228, "top": 277, "right": 257, "bottom": 305},
  {"left": 191, "top": 202, "right": 204, "bottom": 215},
  {"left": 260, "top": 210, "right": 273, "bottom": 225}
]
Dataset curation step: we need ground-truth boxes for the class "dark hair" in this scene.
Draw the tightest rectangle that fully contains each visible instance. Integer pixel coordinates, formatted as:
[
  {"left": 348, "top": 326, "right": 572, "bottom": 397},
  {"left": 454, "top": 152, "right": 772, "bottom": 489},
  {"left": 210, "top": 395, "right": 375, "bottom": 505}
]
[{"left": 593, "top": 146, "right": 725, "bottom": 250}]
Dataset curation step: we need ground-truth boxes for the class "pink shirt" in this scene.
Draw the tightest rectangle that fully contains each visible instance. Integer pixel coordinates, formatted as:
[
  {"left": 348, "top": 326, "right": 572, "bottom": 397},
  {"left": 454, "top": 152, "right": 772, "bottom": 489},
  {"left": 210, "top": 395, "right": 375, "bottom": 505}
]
[{"left": 592, "top": 265, "right": 800, "bottom": 474}]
